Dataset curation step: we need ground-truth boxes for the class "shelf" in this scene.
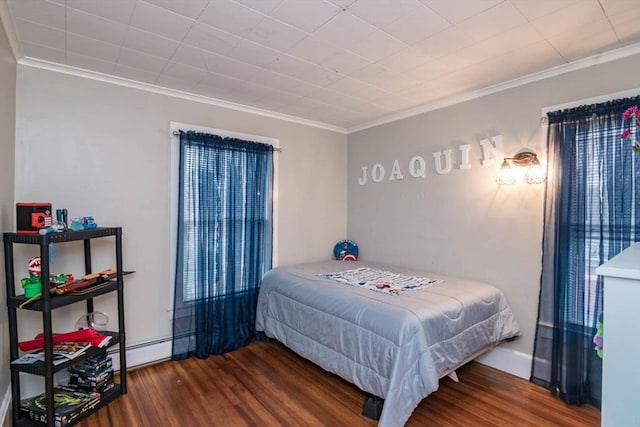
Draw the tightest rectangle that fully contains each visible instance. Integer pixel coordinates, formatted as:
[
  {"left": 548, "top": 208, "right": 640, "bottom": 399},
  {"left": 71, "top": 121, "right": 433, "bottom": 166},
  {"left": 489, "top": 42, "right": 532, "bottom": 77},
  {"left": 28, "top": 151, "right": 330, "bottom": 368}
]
[
  {"left": 11, "top": 332, "right": 121, "bottom": 375},
  {"left": 5, "top": 224, "right": 127, "bottom": 426},
  {"left": 8, "top": 280, "right": 120, "bottom": 311},
  {"left": 14, "top": 383, "right": 123, "bottom": 427},
  {"left": 4, "top": 227, "right": 121, "bottom": 245}
]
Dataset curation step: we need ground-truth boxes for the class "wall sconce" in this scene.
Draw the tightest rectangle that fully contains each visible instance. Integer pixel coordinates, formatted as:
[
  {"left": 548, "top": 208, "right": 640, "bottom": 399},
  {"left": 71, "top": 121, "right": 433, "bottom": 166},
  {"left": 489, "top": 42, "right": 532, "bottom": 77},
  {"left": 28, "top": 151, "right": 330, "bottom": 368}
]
[{"left": 497, "top": 151, "right": 546, "bottom": 185}]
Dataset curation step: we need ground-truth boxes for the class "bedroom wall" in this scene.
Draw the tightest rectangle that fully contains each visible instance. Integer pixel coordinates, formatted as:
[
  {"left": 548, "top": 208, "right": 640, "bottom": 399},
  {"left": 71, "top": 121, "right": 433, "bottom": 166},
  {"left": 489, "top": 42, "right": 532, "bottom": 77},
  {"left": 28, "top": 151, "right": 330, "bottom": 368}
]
[
  {"left": 348, "top": 52, "right": 640, "bottom": 372},
  {"left": 13, "top": 65, "right": 347, "bottom": 351},
  {"left": 0, "top": 15, "right": 15, "bottom": 421}
]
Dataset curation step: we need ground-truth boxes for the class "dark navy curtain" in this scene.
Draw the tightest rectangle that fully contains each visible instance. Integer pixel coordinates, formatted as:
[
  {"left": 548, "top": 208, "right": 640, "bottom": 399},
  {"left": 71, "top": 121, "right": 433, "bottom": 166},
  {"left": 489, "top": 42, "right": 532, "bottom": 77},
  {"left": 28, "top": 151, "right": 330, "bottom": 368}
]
[
  {"left": 172, "top": 130, "right": 273, "bottom": 359},
  {"left": 531, "top": 96, "right": 640, "bottom": 407}
]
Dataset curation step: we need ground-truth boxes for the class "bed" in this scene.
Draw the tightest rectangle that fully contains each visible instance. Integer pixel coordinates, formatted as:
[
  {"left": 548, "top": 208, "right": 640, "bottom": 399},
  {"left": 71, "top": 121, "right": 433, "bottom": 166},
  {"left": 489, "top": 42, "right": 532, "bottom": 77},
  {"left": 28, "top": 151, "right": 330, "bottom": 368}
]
[{"left": 255, "top": 260, "right": 520, "bottom": 427}]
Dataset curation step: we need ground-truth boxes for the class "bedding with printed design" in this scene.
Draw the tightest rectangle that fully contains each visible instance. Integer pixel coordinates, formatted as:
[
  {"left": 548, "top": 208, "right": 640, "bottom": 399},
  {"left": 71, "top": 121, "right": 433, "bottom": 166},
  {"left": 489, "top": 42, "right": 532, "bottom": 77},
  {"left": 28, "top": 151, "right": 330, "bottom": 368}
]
[{"left": 255, "top": 260, "right": 520, "bottom": 427}]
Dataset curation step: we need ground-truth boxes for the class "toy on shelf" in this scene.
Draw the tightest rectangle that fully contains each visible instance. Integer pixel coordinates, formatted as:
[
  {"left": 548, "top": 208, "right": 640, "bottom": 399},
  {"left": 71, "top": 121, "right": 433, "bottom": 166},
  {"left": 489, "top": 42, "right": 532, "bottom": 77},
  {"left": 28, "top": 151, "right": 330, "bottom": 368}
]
[
  {"left": 70, "top": 217, "right": 98, "bottom": 231},
  {"left": 20, "top": 257, "right": 42, "bottom": 298}
]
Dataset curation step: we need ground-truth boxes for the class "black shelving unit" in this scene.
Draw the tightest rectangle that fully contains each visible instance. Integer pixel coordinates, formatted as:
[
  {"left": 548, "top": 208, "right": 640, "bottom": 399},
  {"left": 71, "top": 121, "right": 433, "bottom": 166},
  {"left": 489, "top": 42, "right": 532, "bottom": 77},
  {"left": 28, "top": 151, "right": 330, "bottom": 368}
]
[{"left": 3, "top": 227, "right": 127, "bottom": 426}]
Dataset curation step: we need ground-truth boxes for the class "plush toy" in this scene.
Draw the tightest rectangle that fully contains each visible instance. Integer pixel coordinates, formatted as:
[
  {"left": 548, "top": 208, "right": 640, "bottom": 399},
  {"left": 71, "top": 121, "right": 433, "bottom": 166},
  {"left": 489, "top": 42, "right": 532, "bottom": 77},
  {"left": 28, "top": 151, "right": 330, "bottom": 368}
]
[
  {"left": 593, "top": 313, "right": 603, "bottom": 359},
  {"left": 333, "top": 240, "right": 359, "bottom": 261}
]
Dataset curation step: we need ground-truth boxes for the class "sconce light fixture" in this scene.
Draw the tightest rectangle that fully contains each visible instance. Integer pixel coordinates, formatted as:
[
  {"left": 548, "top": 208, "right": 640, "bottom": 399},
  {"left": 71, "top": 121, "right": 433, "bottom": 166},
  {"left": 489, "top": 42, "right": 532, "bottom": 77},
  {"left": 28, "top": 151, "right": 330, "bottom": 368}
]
[{"left": 497, "top": 151, "right": 546, "bottom": 185}]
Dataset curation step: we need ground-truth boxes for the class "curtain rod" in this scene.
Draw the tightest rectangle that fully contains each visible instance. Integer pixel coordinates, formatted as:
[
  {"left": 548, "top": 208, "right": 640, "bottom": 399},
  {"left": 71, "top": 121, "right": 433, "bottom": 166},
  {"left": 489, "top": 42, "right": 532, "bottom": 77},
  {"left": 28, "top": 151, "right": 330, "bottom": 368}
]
[{"left": 172, "top": 130, "right": 282, "bottom": 152}]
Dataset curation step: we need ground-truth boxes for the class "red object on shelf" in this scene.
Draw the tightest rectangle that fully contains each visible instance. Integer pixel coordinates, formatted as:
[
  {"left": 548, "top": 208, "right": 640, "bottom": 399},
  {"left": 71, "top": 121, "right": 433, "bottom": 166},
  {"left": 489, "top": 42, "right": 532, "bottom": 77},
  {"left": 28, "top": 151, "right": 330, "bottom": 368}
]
[{"left": 18, "top": 328, "right": 101, "bottom": 352}]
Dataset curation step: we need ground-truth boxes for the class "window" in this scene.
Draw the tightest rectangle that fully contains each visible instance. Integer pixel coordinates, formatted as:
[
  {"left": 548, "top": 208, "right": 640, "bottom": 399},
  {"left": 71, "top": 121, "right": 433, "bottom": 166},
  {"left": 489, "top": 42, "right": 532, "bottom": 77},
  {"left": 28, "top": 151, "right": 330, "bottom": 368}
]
[{"left": 168, "top": 122, "right": 279, "bottom": 315}]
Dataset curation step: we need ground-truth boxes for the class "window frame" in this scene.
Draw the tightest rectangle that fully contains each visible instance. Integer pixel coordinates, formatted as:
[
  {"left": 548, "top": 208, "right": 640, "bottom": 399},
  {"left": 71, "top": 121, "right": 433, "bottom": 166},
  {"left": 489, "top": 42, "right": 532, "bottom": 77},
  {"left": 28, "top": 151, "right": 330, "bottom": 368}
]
[{"left": 168, "top": 121, "right": 279, "bottom": 317}]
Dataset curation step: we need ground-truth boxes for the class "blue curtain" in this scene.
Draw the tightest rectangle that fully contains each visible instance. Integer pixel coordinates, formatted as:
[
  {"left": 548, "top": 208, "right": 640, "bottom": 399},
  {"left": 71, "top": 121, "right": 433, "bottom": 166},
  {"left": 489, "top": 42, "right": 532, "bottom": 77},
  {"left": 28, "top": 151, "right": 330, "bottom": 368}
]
[
  {"left": 172, "top": 131, "right": 273, "bottom": 359},
  {"left": 531, "top": 96, "right": 640, "bottom": 407}
]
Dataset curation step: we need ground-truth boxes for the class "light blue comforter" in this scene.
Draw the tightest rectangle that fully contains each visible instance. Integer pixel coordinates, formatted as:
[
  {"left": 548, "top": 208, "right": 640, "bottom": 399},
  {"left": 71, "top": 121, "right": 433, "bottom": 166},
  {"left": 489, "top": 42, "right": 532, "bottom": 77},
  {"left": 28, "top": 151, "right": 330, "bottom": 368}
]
[{"left": 255, "top": 261, "right": 520, "bottom": 426}]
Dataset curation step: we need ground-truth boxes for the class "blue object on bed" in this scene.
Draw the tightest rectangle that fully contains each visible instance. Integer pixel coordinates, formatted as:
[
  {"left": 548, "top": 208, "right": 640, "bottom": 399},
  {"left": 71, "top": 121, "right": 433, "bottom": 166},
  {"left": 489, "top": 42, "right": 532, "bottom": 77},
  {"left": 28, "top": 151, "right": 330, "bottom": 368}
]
[{"left": 255, "top": 260, "right": 520, "bottom": 427}]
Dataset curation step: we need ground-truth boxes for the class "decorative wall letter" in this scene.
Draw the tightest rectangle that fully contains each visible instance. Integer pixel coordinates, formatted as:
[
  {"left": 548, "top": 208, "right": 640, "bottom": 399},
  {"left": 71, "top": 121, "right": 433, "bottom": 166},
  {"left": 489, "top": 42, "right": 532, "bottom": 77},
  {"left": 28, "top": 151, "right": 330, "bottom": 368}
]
[
  {"left": 389, "top": 160, "right": 404, "bottom": 181},
  {"left": 433, "top": 150, "right": 452, "bottom": 175},
  {"left": 358, "top": 166, "right": 368, "bottom": 185},
  {"left": 479, "top": 135, "right": 503, "bottom": 166},
  {"left": 371, "top": 163, "right": 385, "bottom": 183},
  {"left": 458, "top": 144, "right": 471, "bottom": 170},
  {"left": 409, "top": 156, "right": 426, "bottom": 178}
]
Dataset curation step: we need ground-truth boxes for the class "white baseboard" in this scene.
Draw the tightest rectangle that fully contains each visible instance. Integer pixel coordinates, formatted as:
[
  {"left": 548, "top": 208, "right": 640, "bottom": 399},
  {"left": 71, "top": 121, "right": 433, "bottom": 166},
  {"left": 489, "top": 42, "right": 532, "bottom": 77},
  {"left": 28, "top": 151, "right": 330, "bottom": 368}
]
[
  {"left": 474, "top": 346, "right": 532, "bottom": 380},
  {"left": 0, "top": 385, "right": 11, "bottom": 427},
  {"left": 108, "top": 338, "right": 173, "bottom": 372}
]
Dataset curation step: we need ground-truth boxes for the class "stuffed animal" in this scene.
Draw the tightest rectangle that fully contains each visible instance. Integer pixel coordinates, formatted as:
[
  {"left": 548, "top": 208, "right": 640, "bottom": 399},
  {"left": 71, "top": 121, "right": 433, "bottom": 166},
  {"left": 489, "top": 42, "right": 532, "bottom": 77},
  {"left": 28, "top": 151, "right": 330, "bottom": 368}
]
[{"left": 593, "top": 313, "right": 603, "bottom": 359}]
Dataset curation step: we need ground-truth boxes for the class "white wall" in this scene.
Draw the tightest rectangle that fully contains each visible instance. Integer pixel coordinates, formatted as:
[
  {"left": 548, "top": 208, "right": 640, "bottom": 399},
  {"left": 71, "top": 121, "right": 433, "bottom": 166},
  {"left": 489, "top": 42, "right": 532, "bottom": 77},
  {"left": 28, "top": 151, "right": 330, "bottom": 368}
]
[
  {"left": 0, "top": 14, "right": 15, "bottom": 423},
  {"left": 347, "top": 53, "right": 640, "bottom": 362},
  {"left": 13, "top": 65, "right": 347, "bottom": 349}
]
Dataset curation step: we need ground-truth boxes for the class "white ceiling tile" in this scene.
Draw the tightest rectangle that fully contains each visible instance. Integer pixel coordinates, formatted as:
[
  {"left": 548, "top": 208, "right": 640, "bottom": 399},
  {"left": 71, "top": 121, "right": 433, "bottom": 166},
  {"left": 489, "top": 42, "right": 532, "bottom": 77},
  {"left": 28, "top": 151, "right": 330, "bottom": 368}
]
[
  {"left": 236, "top": 16, "right": 307, "bottom": 51},
  {"left": 501, "top": 40, "right": 565, "bottom": 76},
  {"left": 6, "top": 0, "right": 640, "bottom": 129},
  {"left": 547, "top": 24, "right": 620, "bottom": 61},
  {"left": 510, "top": 0, "right": 583, "bottom": 21},
  {"left": 67, "top": 8, "right": 129, "bottom": 46},
  {"left": 225, "top": 38, "right": 281, "bottom": 67},
  {"left": 345, "top": 29, "right": 407, "bottom": 62},
  {"left": 312, "top": 11, "right": 375, "bottom": 45},
  {"left": 412, "top": 26, "right": 475, "bottom": 59},
  {"left": 286, "top": 36, "right": 338, "bottom": 64},
  {"left": 142, "top": 0, "right": 210, "bottom": 19},
  {"left": 233, "top": 0, "right": 284, "bottom": 15},
  {"left": 264, "top": 54, "right": 316, "bottom": 78},
  {"left": 20, "top": 41, "right": 66, "bottom": 63},
  {"left": 130, "top": 1, "right": 195, "bottom": 41},
  {"left": 67, "top": 33, "right": 121, "bottom": 63},
  {"left": 297, "top": 66, "right": 345, "bottom": 87},
  {"left": 198, "top": 0, "right": 264, "bottom": 35},
  {"left": 249, "top": 69, "right": 317, "bottom": 95},
  {"left": 531, "top": 1, "right": 606, "bottom": 39},
  {"left": 324, "top": 76, "right": 389, "bottom": 100},
  {"left": 181, "top": 23, "right": 240, "bottom": 56},
  {"left": 453, "top": 1, "right": 528, "bottom": 44},
  {"left": 66, "top": 52, "right": 117, "bottom": 75},
  {"left": 118, "top": 47, "right": 168, "bottom": 73},
  {"left": 348, "top": 0, "right": 421, "bottom": 27},
  {"left": 375, "top": 47, "right": 431, "bottom": 74},
  {"left": 7, "top": 0, "right": 65, "bottom": 29},
  {"left": 170, "top": 44, "right": 211, "bottom": 70},
  {"left": 349, "top": 63, "right": 397, "bottom": 86},
  {"left": 270, "top": 0, "right": 341, "bottom": 33},
  {"left": 457, "top": 24, "right": 544, "bottom": 65},
  {"left": 13, "top": 18, "right": 65, "bottom": 51},
  {"left": 197, "top": 72, "right": 244, "bottom": 93},
  {"left": 380, "top": 4, "right": 451, "bottom": 45},
  {"left": 122, "top": 27, "right": 180, "bottom": 59},
  {"left": 160, "top": 61, "right": 209, "bottom": 83},
  {"left": 66, "top": 0, "right": 136, "bottom": 24},
  {"left": 202, "top": 53, "right": 263, "bottom": 80},
  {"left": 318, "top": 49, "right": 371, "bottom": 75},
  {"left": 420, "top": 0, "right": 503, "bottom": 24}
]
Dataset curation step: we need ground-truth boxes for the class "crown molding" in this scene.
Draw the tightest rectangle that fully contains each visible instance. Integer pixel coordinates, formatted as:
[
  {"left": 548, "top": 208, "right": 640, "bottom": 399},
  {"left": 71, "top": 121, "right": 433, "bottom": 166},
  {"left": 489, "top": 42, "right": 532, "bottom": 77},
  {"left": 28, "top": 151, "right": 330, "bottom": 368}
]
[
  {"left": 348, "top": 41, "right": 640, "bottom": 134},
  {"left": 18, "top": 57, "right": 349, "bottom": 134},
  {"left": 13, "top": 39, "right": 640, "bottom": 136}
]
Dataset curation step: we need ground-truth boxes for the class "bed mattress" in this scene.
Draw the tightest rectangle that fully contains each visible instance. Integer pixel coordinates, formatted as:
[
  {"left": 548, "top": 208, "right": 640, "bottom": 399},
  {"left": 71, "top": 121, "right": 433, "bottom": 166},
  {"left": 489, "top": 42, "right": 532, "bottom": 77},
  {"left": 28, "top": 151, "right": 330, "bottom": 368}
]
[{"left": 255, "top": 260, "right": 520, "bottom": 426}]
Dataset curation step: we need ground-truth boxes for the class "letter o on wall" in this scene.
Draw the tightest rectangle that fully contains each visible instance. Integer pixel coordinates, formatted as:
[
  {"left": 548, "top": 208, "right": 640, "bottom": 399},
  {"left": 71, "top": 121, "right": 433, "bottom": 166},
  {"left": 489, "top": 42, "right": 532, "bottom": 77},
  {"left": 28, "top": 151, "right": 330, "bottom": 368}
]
[{"left": 372, "top": 163, "right": 385, "bottom": 183}]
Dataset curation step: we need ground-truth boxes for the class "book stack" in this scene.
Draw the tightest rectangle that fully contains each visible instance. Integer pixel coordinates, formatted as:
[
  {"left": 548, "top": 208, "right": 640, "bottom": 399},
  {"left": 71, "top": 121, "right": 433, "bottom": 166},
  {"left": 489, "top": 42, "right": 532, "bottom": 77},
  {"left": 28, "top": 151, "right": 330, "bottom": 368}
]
[
  {"left": 19, "top": 385, "right": 100, "bottom": 426},
  {"left": 68, "top": 349, "right": 114, "bottom": 395}
]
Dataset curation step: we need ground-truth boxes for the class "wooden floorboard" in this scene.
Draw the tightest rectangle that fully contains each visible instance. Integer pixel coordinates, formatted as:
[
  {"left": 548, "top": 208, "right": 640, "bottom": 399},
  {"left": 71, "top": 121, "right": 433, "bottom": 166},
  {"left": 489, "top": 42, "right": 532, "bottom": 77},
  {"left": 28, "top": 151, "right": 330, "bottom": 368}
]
[{"left": 77, "top": 340, "right": 600, "bottom": 426}]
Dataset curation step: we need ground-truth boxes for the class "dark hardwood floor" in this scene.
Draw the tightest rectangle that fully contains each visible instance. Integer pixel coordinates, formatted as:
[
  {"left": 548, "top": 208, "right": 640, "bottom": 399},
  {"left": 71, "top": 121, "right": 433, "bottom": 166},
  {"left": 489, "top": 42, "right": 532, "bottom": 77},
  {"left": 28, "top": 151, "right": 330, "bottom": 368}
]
[{"left": 78, "top": 340, "right": 600, "bottom": 426}]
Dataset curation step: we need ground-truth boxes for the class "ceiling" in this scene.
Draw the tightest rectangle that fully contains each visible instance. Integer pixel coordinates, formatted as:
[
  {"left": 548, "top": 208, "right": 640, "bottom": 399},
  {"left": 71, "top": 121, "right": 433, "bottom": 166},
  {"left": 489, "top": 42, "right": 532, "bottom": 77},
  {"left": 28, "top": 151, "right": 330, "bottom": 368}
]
[{"left": 2, "top": 0, "right": 640, "bottom": 132}]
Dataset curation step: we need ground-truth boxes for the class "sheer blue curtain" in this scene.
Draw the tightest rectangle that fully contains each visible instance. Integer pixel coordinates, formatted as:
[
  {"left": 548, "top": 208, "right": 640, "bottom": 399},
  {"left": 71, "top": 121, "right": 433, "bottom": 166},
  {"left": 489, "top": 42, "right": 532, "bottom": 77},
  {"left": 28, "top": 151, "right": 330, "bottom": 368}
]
[
  {"left": 172, "top": 131, "right": 273, "bottom": 359},
  {"left": 531, "top": 96, "right": 640, "bottom": 407}
]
